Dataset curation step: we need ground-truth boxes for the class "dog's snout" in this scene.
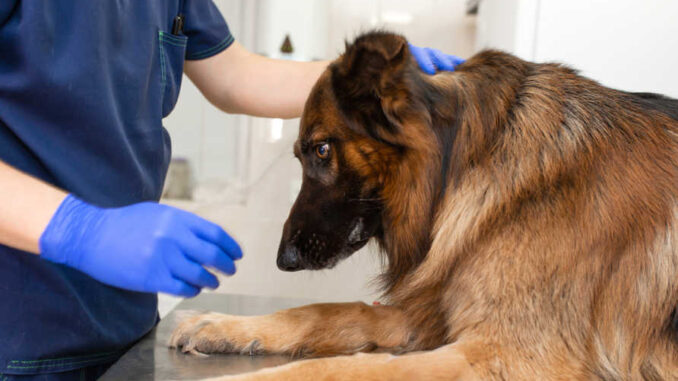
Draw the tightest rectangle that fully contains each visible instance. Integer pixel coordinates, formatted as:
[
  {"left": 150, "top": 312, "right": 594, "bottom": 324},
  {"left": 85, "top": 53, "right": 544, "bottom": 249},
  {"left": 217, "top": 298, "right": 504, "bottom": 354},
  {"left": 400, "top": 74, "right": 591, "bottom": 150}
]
[{"left": 277, "top": 245, "right": 303, "bottom": 271}]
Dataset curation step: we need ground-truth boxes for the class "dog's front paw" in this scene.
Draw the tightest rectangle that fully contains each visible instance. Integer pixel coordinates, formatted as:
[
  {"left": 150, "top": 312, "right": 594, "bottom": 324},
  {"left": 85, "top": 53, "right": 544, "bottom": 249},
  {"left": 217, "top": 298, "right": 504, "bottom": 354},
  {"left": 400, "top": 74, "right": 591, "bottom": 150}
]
[{"left": 169, "top": 313, "right": 264, "bottom": 355}]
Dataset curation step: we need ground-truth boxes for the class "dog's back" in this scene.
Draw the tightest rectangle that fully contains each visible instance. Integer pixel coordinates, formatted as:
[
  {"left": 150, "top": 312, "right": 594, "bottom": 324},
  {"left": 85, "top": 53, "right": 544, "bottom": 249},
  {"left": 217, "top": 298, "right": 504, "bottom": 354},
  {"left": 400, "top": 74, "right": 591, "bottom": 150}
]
[{"left": 397, "top": 51, "right": 678, "bottom": 379}]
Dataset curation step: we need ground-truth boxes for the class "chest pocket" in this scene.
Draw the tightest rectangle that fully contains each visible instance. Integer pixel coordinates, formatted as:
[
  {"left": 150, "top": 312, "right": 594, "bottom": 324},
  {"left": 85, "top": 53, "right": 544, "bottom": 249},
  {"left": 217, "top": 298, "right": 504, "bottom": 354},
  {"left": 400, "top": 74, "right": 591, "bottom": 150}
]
[{"left": 158, "top": 31, "right": 187, "bottom": 117}]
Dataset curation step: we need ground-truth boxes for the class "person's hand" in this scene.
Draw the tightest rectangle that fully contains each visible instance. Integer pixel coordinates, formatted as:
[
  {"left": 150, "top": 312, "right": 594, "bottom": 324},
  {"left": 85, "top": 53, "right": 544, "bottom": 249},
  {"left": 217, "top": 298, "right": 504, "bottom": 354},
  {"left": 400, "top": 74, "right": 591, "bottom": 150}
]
[
  {"left": 409, "top": 44, "right": 465, "bottom": 75},
  {"left": 39, "top": 195, "right": 242, "bottom": 297}
]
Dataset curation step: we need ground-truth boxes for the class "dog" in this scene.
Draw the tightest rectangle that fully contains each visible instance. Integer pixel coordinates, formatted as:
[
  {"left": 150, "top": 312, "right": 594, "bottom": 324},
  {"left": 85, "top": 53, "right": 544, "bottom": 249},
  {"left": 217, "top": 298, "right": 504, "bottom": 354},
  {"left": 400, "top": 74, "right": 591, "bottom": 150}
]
[{"left": 170, "top": 31, "right": 678, "bottom": 380}]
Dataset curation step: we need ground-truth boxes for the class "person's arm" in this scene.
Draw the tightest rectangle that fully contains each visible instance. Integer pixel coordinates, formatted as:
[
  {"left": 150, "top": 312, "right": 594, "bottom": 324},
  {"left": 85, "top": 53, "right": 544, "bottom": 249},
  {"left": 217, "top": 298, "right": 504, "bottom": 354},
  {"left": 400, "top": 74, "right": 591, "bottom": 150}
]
[
  {"left": 0, "top": 161, "right": 67, "bottom": 253},
  {"left": 185, "top": 42, "right": 464, "bottom": 120},
  {"left": 185, "top": 41, "right": 329, "bottom": 119},
  {"left": 0, "top": 160, "right": 242, "bottom": 297}
]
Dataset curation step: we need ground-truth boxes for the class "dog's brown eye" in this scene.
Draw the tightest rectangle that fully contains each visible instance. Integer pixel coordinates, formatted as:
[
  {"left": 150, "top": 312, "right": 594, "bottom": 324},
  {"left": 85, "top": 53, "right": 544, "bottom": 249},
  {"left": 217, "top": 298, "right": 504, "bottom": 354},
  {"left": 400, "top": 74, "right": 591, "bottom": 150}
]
[{"left": 315, "top": 143, "right": 330, "bottom": 159}]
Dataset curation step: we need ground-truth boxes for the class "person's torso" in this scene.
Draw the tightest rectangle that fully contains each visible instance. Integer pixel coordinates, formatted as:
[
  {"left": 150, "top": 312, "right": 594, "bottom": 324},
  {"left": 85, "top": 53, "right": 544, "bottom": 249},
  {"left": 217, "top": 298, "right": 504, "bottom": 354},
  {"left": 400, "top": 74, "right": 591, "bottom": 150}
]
[{"left": 0, "top": 0, "right": 190, "bottom": 374}]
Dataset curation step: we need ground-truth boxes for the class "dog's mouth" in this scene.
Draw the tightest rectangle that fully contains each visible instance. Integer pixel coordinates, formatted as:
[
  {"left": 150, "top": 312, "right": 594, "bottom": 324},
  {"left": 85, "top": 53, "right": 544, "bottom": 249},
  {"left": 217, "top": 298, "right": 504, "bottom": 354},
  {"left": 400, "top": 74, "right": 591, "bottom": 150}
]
[
  {"left": 347, "top": 217, "right": 371, "bottom": 251},
  {"left": 279, "top": 218, "right": 375, "bottom": 272},
  {"left": 323, "top": 218, "right": 374, "bottom": 269}
]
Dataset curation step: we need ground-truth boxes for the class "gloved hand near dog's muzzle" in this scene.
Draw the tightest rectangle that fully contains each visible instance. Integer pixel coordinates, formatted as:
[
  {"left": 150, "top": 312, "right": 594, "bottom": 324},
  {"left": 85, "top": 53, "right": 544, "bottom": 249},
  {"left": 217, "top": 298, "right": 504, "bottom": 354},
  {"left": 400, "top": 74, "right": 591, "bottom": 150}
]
[
  {"left": 409, "top": 43, "right": 465, "bottom": 74},
  {"left": 39, "top": 194, "right": 241, "bottom": 297}
]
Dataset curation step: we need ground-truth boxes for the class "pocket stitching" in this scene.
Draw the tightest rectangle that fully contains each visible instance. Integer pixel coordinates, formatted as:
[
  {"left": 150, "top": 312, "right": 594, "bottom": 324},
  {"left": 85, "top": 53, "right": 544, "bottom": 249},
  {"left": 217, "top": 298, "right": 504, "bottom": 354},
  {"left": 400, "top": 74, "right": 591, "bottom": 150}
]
[
  {"left": 158, "top": 31, "right": 188, "bottom": 117},
  {"left": 158, "top": 31, "right": 167, "bottom": 95},
  {"left": 4, "top": 351, "right": 122, "bottom": 371},
  {"left": 160, "top": 32, "right": 188, "bottom": 45},
  {"left": 160, "top": 38, "right": 188, "bottom": 48}
]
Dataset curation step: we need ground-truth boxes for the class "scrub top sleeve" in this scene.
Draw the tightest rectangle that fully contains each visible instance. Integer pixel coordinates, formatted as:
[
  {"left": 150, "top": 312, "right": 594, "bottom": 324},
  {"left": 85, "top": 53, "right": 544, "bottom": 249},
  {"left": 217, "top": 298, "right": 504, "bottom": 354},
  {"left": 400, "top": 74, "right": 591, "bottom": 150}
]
[{"left": 183, "top": 0, "right": 235, "bottom": 60}]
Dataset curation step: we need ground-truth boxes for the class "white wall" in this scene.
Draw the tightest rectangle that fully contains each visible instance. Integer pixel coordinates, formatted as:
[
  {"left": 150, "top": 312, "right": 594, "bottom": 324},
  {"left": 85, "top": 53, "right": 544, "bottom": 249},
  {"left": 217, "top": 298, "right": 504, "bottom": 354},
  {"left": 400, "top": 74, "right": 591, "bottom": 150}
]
[
  {"left": 477, "top": 0, "right": 678, "bottom": 98},
  {"left": 255, "top": 0, "right": 330, "bottom": 60},
  {"left": 329, "top": 0, "right": 476, "bottom": 59},
  {"left": 535, "top": 0, "right": 678, "bottom": 98},
  {"left": 475, "top": 0, "right": 539, "bottom": 59}
]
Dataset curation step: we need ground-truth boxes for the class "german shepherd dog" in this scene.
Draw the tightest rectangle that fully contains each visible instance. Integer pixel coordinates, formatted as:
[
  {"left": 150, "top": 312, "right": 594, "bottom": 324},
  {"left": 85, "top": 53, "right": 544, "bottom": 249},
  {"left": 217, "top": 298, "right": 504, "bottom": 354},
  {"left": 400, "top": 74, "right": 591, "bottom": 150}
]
[{"left": 170, "top": 31, "right": 678, "bottom": 380}]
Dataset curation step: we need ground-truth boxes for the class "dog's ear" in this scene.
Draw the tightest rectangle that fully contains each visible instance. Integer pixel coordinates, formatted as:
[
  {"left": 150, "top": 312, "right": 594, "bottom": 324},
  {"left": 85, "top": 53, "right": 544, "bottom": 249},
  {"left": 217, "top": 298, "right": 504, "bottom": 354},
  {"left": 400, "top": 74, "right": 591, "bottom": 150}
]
[{"left": 330, "top": 31, "right": 412, "bottom": 145}]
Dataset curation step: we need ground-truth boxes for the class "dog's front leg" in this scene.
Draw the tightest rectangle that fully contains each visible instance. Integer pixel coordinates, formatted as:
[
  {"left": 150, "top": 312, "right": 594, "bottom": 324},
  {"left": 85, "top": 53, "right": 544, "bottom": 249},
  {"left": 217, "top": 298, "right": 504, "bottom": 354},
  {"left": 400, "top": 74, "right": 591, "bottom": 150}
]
[
  {"left": 207, "top": 343, "right": 480, "bottom": 381},
  {"left": 169, "top": 302, "right": 412, "bottom": 357}
]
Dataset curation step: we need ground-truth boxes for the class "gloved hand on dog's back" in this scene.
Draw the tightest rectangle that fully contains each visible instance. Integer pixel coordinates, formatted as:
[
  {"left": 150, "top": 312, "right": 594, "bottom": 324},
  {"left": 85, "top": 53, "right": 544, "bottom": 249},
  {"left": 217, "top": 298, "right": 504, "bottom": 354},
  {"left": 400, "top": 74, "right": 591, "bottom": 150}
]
[
  {"left": 409, "top": 43, "right": 465, "bottom": 74},
  {"left": 39, "top": 194, "right": 242, "bottom": 297}
]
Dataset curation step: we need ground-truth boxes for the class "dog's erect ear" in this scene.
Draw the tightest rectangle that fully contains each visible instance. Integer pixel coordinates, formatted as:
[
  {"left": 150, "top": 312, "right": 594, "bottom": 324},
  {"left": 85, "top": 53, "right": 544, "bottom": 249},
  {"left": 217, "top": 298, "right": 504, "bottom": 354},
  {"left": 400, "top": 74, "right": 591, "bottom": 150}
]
[
  {"left": 333, "top": 31, "right": 408, "bottom": 95},
  {"left": 330, "top": 31, "right": 412, "bottom": 145}
]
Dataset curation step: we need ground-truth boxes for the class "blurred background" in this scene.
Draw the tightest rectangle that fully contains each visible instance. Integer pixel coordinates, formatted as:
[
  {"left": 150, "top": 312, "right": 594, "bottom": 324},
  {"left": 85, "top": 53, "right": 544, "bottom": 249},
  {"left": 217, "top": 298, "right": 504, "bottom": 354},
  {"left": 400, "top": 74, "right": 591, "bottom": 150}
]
[{"left": 158, "top": 0, "right": 678, "bottom": 315}]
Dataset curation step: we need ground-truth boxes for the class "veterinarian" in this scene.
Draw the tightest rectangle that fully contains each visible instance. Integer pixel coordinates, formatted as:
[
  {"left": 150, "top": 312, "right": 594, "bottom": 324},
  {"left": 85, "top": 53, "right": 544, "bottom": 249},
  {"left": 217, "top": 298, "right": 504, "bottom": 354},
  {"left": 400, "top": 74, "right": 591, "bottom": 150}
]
[{"left": 0, "top": 1, "right": 462, "bottom": 380}]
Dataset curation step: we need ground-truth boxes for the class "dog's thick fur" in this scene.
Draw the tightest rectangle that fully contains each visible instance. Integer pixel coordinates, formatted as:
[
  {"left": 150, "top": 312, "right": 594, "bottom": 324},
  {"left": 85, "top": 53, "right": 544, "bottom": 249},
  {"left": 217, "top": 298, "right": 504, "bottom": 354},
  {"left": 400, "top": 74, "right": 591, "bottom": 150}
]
[{"left": 170, "top": 31, "right": 678, "bottom": 380}]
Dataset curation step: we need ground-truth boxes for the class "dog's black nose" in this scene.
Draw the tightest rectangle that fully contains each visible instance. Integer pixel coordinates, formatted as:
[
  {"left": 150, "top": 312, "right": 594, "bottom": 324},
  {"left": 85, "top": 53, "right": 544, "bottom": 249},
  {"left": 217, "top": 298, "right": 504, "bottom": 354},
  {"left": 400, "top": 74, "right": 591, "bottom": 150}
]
[{"left": 277, "top": 245, "right": 303, "bottom": 271}]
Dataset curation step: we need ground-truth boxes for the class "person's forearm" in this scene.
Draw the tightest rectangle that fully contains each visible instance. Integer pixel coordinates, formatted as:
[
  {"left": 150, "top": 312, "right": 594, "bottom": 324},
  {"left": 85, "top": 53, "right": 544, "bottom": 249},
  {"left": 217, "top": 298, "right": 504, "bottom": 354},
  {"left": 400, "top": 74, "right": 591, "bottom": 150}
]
[
  {"left": 185, "top": 42, "right": 329, "bottom": 119},
  {"left": 3, "top": 159, "right": 242, "bottom": 296},
  {"left": 0, "top": 161, "right": 67, "bottom": 254}
]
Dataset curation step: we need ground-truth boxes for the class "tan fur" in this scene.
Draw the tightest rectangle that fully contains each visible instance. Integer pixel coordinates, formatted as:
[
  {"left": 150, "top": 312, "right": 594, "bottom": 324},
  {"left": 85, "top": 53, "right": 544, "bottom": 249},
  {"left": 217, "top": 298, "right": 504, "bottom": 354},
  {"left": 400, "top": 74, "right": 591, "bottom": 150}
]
[{"left": 171, "top": 303, "right": 411, "bottom": 357}]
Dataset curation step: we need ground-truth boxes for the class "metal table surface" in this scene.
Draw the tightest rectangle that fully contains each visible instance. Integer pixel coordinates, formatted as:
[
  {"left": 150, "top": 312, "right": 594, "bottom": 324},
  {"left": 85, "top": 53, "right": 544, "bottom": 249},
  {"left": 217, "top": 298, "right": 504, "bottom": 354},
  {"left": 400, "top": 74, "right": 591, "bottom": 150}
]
[{"left": 100, "top": 293, "right": 314, "bottom": 381}]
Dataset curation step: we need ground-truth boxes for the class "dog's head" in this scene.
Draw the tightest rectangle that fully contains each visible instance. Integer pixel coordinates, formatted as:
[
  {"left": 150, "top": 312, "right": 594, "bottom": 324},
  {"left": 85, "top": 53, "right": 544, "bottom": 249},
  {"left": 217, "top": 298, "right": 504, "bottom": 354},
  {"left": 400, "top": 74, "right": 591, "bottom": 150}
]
[{"left": 277, "top": 31, "right": 447, "bottom": 271}]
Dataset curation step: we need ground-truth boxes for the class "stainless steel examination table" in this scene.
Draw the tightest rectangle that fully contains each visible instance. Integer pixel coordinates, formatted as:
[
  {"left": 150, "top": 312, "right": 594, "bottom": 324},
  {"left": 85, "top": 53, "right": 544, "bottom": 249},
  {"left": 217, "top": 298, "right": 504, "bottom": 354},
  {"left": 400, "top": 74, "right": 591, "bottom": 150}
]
[{"left": 100, "top": 293, "right": 313, "bottom": 380}]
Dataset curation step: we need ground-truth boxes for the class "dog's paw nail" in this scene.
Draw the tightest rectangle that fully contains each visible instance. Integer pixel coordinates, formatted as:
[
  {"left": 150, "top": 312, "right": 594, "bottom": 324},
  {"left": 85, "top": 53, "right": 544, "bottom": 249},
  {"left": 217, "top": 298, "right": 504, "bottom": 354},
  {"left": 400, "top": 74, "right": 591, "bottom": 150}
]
[
  {"left": 247, "top": 340, "right": 261, "bottom": 356},
  {"left": 187, "top": 348, "right": 208, "bottom": 356}
]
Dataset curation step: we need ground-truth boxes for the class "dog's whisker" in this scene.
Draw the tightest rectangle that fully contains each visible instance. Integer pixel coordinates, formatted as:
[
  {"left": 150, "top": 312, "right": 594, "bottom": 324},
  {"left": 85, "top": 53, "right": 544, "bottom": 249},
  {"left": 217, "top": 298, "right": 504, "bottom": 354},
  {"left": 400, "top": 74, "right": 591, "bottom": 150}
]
[{"left": 348, "top": 198, "right": 383, "bottom": 202}]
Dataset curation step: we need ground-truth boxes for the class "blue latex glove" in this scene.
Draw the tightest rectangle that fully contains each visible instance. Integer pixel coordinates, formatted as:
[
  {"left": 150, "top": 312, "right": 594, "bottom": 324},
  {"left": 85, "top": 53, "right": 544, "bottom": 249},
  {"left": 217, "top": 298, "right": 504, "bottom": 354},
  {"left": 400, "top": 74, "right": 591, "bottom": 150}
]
[
  {"left": 39, "top": 195, "right": 242, "bottom": 297},
  {"left": 409, "top": 44, "right": 465, "bottom": 75}
]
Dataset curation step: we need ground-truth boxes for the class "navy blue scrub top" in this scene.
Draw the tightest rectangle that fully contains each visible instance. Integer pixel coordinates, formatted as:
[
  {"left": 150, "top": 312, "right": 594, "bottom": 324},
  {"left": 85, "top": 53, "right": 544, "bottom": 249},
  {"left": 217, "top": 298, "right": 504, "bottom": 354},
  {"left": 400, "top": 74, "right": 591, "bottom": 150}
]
[{"left": 0, "top": 0, "right": 234, "bottom": 375}]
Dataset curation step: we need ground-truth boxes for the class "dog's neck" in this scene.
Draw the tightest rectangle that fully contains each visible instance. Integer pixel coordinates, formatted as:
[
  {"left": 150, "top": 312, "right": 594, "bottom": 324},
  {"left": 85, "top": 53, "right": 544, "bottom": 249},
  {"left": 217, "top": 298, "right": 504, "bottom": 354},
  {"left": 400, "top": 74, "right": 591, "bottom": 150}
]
[
  {"left": 377, "top": 77, "right": 463, "bottom": 292},
  {"left": 379, "top": 55, "right": 531, "bottom": 293}
]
